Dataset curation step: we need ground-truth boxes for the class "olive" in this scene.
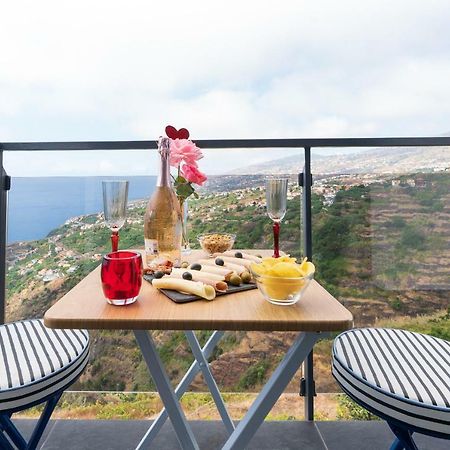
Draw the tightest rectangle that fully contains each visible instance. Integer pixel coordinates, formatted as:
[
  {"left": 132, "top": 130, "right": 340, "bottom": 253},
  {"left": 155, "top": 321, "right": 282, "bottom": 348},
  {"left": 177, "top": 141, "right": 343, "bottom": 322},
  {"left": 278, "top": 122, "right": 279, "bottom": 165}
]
[
  {"left": 182, "top": 272, "right": 193, "bottom": 280},
  {"left": 256, "top": 255, "right": 263, "bottom": 259},
  {"left": 154, "top": 271, "right": 164, "bottom": 279},
  {"left": 234, "top": 251, "right": 243, "bottom": 258},
  {"left": 229, "top": 274, "right": 242, "bottom": 286},
  {"left": 215, "top": 258, "right": 225, "bottom": 266},
  {"left": 191, "top": 263, "right": 202, "bottom": 271},
  {"left": 181, "top": 261, "right": 189, "bottom": 268},
  {"left": 241, "top": 271, "right": 252, "bottom": 283}
]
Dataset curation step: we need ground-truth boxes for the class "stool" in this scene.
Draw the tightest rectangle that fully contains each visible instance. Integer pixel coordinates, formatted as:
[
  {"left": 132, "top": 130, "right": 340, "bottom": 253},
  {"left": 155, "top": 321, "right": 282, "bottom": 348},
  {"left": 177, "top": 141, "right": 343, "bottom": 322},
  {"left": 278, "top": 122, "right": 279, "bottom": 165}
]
[
  {"left": 0, "top": 319, "right": 89, "bottom": 449},
  {"left": 332, "top": 328, "right": 450, "bottom": 450}
]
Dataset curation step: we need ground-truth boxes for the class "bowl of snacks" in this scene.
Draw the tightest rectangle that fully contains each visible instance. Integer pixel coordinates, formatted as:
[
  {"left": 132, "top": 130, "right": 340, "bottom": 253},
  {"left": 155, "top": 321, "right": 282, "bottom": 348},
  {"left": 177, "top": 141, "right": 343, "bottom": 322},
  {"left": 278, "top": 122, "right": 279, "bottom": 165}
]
[
  {"left": 197, "top": 233, "right": 236, "bottom": 256},
  {"left": 250, "top": 255, "right": 315, "bottom": 306}
]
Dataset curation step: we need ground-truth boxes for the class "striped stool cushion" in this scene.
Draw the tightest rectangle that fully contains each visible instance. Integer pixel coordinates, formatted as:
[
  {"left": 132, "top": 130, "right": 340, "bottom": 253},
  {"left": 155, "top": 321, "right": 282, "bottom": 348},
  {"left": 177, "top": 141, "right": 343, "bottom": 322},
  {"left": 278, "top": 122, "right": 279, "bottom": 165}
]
[
  {"left": 0, "top": 319, "right": 89, "bottom": 412},
  {"left": 332, "top": 328, "right": 450, "bottom": 437}
]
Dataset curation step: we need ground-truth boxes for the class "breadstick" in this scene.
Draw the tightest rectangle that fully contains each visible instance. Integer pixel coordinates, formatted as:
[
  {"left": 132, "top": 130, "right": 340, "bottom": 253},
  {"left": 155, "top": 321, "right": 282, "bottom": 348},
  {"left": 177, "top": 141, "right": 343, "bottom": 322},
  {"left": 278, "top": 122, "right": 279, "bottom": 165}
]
[
  {"left": 189, "top": 264, "right": 233, "bottom": 278},
  {"left": 172, "top": 268, "right": 225, "bottom": 281},
  {"left": 198, "top": 259, "right": 247, "bottom": 275},
  {"left": 152, "top": 278, "right": 216, "bottom": 300},
  {"left": 166, "top": 269, "right": 228, "bottom": 292},
  {"left": 212, "top": 254, "right": 252, "bottom": 269},
  {"left": 223, "top": 251, "right": 262, "bottom": 263},
  {"left": 168, "top": 274, "right": 227, "bottom": 293}
]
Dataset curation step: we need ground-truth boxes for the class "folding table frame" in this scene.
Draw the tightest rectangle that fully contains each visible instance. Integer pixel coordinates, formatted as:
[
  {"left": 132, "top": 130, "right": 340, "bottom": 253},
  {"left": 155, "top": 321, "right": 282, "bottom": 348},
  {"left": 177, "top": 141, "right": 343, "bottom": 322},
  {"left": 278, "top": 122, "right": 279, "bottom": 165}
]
[{"left": 133, "top": 329, "right": 323, "bottom": 450}]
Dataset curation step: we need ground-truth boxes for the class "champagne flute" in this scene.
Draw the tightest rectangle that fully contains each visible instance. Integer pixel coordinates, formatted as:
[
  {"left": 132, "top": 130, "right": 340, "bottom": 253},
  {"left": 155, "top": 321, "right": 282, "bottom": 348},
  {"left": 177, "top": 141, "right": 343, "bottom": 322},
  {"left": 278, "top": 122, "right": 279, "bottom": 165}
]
[
  {"left": 102, "top": 180, "right": 129, "bottom": 252},
  {"left": 265, "top": 177, "right": 288, "bottom": 258}
]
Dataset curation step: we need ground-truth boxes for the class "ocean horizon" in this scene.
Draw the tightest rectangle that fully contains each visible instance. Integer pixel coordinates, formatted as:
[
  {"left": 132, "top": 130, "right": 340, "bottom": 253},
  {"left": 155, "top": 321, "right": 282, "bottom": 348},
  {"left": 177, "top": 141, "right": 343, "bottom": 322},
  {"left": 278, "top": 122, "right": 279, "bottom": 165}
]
[{"left": 7, "top": 176, "right": 157, "bottom": 243}]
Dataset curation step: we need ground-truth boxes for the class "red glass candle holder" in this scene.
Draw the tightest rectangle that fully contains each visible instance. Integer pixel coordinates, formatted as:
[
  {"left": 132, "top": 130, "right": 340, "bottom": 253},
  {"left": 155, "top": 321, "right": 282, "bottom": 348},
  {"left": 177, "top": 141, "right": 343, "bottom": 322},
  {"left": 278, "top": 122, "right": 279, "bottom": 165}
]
[{"left": 101, "top": 251, "right": 143, "bottom": 306}]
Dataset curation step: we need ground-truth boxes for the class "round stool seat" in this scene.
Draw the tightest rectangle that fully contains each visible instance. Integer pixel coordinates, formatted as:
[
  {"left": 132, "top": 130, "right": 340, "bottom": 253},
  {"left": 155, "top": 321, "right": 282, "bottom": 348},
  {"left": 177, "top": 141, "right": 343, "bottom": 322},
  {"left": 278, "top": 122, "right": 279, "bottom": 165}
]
[
  {"left": 332, "top": 328, "right": 450, "bottom": 438},
  {"left": 0, "top": 319, "right": 89, "bottom": 412}
]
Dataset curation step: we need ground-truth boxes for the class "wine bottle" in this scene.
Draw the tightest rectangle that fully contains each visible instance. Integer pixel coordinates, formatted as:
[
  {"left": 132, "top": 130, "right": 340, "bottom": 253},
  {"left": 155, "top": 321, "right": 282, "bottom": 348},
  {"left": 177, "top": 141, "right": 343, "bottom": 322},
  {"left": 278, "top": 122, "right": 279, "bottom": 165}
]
[{"left": 144, "top": 137, "right": 182, "bottom": 268}]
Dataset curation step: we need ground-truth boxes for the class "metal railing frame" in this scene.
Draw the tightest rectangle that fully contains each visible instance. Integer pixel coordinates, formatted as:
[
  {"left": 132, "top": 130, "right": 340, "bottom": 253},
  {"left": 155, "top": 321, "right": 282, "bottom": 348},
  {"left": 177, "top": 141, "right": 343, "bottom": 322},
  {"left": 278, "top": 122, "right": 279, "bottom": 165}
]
[{"left": 1, "top": 136, "right": 449, "bottom": 421}]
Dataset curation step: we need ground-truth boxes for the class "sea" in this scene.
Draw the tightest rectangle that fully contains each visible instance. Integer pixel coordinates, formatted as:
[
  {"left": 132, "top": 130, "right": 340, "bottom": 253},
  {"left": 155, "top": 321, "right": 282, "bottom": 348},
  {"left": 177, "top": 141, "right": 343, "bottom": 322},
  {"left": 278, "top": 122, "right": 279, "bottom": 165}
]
[{"left": 7, "top": 176, "right": 157, "bottom": 243}]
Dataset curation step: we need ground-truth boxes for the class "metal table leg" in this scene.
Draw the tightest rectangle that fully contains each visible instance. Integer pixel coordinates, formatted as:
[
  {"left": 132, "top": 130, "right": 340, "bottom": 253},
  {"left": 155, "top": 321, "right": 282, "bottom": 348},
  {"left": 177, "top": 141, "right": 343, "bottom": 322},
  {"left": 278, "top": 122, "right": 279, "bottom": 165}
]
[
  {"left": 222, "top": 332, "right": 322, "bottom": 450},
  {"left": 185, "top": 331, "right": 235, "bottom": 434},
  {"left": 136, "top": 330, "right": 224, "bottom": 449},
  {"left": 134, "top": 330, "right": 199, "bottom": 450}
]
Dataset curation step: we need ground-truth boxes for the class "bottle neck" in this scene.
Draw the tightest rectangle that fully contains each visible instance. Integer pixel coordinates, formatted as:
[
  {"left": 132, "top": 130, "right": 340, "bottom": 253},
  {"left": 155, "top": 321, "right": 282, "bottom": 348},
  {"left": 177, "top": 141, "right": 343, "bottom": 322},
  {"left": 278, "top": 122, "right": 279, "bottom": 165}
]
[{"left": 157, "top": 137, "right": 171, "bottom": 187}]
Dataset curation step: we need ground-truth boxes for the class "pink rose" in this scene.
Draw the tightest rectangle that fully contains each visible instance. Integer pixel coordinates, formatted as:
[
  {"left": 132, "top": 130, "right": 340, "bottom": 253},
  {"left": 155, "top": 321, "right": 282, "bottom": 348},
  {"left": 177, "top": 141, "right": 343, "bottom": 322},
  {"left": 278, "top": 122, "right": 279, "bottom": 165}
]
[
  {"left": 169, "top": 139, "right": 203, "bottom": 167},
  {"left": 181, "top": 164, "right": 207, "bottom": 186}
]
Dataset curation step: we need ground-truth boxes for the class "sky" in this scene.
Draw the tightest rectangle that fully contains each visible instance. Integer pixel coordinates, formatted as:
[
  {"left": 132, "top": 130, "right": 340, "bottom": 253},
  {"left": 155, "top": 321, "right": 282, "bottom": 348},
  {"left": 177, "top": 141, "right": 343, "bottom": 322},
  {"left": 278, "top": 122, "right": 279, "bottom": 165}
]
[{"left": 1, "top": 0, "right": 450, "bottom": 176}]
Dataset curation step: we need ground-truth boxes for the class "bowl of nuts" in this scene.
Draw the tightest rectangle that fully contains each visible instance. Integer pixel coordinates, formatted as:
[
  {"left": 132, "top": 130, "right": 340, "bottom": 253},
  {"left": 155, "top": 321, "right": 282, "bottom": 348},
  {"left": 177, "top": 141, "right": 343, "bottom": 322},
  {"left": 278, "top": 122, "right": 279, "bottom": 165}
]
[{"left": 197, "top": 233, "right": 236, "bottom": 256}]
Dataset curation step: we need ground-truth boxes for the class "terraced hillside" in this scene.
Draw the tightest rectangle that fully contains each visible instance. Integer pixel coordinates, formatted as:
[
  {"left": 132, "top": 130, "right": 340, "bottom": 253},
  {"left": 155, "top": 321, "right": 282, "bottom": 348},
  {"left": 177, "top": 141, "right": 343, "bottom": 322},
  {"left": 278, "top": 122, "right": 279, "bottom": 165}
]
[
  {"left": 371, "top": 174, "right": 450, "bottom": 291},
  {"left": 5, "top": 172, "right": 449, "bottom": 394},
  {"left": 301, "top": 173, "right": 449, "bottom": 391}
]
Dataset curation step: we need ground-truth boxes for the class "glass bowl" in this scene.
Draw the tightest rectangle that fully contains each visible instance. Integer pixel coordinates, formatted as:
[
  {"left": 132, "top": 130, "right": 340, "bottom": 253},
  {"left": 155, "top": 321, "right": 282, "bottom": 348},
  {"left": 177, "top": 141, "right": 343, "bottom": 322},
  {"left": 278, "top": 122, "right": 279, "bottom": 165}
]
[
  {"left": 250, "top": 268, "right": 314, "bottom": 306},
  {"left": 197, "top": 233, "right": 236, "bottom": 256}
]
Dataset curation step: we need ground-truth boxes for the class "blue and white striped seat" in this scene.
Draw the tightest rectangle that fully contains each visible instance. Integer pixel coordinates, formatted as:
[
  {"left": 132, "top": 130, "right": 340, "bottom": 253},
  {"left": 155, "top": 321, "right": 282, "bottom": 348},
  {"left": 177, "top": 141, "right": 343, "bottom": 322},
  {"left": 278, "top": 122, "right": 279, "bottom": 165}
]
[
  {"left": 0, "top": 319, "right": 89, "bottom": 449},
  {"left": 0, "top": 319, "right": 89, "bottom": 412},
  {"left": 332, "top": 328, "right": 450, "bottom": 446}
]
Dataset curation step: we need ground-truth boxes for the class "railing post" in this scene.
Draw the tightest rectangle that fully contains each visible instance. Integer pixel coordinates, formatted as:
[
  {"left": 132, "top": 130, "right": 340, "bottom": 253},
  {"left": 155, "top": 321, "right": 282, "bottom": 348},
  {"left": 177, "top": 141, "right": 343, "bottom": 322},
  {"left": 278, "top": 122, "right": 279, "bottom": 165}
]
[
  {"left": 0, "top": 149, "right": 9, "bottom": 324},
  {"left": 301, "top": 146, "right": 315, "bottom": 420}
]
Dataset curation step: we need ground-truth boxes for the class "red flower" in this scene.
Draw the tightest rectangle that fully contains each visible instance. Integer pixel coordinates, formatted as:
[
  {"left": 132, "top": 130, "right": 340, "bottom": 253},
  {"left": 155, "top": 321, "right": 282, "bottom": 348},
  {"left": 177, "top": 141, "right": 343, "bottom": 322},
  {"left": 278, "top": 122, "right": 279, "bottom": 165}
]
[{"left": 181, "top": 164, "right": 207, "bottom": 186}]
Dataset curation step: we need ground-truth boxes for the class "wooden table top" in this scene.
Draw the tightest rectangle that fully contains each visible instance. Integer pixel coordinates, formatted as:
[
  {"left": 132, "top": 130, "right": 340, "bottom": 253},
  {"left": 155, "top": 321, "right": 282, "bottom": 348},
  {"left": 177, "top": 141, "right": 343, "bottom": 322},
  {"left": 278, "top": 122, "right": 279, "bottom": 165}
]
[{"left": 44, "top": 250, "right": 353, "bottom": 332}]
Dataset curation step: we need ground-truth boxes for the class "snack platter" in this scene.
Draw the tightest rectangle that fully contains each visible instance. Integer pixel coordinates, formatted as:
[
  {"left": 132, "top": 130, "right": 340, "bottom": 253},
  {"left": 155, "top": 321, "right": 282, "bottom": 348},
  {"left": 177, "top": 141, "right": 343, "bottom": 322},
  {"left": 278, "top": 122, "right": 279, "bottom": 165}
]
[
  {"left": 143, "top": 273, "right": 256, "bottom": 303},
  {"left": 144, "top": 250, "right": 261, "bottom": 304}
]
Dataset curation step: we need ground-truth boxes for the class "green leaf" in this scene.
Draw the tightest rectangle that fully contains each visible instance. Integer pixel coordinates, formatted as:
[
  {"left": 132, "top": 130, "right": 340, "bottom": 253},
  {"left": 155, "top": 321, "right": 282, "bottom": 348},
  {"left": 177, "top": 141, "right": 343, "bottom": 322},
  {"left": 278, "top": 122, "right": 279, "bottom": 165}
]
[{"left": 176, "top": 182, "right": 195, "bottom": 200}]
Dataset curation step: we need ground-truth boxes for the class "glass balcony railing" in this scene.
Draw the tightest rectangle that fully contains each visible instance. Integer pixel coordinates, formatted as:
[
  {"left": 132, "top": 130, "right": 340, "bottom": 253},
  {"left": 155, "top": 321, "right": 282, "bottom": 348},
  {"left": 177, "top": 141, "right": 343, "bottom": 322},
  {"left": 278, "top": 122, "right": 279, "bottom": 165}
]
[{"left": 1, "top": 137, "right": 449, "bottom": 421}]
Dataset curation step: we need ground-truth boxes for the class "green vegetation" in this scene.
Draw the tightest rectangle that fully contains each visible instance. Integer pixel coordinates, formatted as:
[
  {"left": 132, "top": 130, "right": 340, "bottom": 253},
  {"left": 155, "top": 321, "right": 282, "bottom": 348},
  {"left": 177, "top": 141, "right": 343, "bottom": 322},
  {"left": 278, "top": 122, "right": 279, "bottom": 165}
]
[
  {"left": 237, "top": 360, "right": 270, "bottom": 390},
  {"left": 314, "top": 185, "right": 370, "bottom": 288},
  {"left": 399, "top": 224, "right": 427, "bottom": 250},
  {"left": 336, "top": 394, "right": 379, "bottom": 421},
  {"left": 385, "top": 216, "right": 406, "bottom": 228},
  {"left": 18, "top": 391, "right": 338, "bottom": 421},
  {"left": 389, "top": 297, "right": 404, "bottom": 312},
  {"left": 380, "top": 308, "right": 450, "bottom": 342}
]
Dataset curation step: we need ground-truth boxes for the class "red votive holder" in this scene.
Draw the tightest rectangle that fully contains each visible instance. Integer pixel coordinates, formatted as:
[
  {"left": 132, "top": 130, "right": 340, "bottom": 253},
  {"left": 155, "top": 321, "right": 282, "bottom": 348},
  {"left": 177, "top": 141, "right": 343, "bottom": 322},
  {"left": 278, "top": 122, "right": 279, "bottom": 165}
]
[{"left": 101, "top": 251, "right": 143, "bottom": 306}]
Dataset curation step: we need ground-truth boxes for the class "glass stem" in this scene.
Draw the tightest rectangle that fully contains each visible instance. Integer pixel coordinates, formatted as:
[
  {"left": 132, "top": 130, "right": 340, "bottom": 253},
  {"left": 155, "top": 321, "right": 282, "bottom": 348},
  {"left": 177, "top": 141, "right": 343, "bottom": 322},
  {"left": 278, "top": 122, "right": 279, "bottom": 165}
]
[
  {"left": 180, "top": 198, "right": 190, "bottom": 252},
  {"left": 111, "top": 231, "right": 119, "bottom": 252},
  {"left": 273, "top": 222, "right": 280, "bottom": 258}
]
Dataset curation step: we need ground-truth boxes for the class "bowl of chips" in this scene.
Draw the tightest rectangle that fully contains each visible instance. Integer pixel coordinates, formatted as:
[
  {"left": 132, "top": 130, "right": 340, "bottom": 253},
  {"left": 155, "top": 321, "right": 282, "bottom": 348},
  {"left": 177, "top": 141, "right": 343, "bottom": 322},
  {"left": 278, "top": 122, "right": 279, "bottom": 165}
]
[
  {"left": 250, "top": 256, "right": 315, "bottom": 305},
  {"left": 197, "top": 233, "right": 236, "bottom": 256}
]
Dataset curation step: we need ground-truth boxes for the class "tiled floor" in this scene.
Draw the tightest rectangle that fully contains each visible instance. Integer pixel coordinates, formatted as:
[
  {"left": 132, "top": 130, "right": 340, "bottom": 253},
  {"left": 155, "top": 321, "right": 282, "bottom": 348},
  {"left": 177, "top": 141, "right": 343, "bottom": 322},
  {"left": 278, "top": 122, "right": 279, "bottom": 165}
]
[{"left": 12, "top": 419, "right": 449, "bottom": 449}]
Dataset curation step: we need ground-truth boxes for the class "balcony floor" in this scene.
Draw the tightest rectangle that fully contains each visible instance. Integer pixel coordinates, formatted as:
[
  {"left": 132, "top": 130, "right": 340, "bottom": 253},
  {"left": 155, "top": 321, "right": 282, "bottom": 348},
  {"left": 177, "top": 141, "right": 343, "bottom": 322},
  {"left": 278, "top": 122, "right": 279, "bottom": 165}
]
[{"left": 14, "top": 419, "right": 448, "bottom": 449}]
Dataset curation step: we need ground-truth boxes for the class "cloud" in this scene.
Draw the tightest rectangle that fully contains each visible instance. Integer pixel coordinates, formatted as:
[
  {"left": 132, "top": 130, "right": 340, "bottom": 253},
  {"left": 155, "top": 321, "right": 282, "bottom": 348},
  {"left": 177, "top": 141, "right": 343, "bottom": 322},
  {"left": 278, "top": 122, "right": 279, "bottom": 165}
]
[{"left": 1, "top": 1, "right": 450, "bottom": 175}]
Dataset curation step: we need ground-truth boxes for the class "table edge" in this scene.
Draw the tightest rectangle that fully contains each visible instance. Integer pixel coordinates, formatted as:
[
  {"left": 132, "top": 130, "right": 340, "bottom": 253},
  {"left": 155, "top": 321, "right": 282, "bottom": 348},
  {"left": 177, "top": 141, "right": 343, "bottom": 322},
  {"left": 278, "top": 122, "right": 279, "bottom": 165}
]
[{"left": 44, "top": 314, "right": 354, "bottom": 332}]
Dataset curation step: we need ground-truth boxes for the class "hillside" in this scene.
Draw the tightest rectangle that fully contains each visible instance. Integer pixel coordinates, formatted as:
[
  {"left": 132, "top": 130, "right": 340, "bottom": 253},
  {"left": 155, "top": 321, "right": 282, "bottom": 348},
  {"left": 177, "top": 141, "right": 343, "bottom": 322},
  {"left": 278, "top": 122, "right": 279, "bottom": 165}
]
[
  {"left": 5, "top": 172, "right": 450, "bottom": 394},
  {"left": 233, "top": 146, "right": 450, "bottom": 175}
]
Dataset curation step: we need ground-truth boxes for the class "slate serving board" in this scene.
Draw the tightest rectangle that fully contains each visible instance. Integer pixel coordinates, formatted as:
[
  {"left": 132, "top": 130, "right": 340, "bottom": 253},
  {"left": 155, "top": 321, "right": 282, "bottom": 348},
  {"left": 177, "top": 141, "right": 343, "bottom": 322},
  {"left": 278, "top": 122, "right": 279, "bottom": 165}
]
[{"left": 143, "top": 274, "right": 257, "bottom": 304}]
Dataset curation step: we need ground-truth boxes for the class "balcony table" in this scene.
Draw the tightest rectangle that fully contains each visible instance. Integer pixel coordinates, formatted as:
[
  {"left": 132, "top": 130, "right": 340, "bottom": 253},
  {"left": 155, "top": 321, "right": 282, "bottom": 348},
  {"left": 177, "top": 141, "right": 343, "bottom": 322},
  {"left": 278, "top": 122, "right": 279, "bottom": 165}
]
[{"left": 44, "top": 250, "right": 353, "bottom": 450}]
